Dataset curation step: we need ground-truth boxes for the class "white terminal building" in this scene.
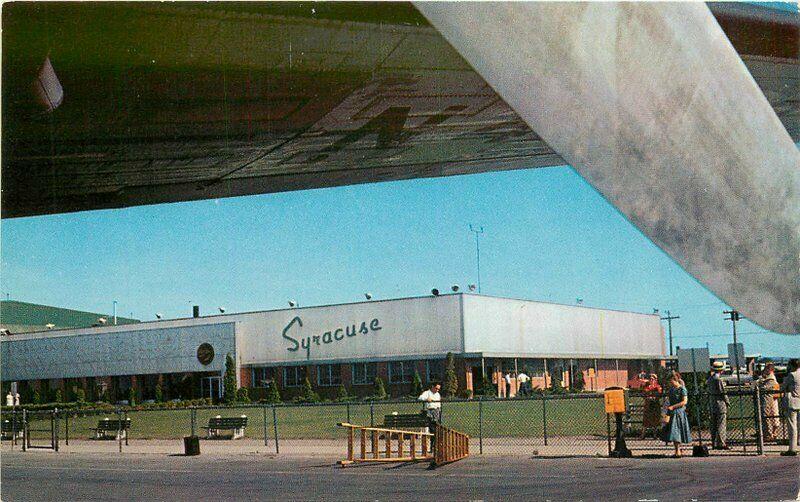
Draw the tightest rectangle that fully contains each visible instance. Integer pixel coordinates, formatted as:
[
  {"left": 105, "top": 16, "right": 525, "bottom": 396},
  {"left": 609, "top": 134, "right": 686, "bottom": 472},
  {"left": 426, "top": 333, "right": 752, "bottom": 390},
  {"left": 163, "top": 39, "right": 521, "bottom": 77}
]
[{"left": 0, "top": 294, "right": 666, "bottom": 402}]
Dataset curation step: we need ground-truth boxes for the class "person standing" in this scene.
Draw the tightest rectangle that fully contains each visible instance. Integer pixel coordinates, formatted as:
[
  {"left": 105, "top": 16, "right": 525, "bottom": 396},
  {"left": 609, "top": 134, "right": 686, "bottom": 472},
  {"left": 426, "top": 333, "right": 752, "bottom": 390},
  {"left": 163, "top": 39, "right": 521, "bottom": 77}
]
[
  {"left": 517, "top": 370, "right": 530, "bottom": 397},
  {"left": 5, "top": 391, "right": 13, "bottom": 407},
  {"left": 504, "top": 372, "right": 512, "bottom": 398},
  {"left": 780, "top": 359, "right": 800, "bottom": 456},
  {"left": 640, "top": 374, "right": 663, "bottom": 439},
  {"left": 418, "top": 382, "right": 442, "bottom": 423},
  {"left": 664, "top": 371, "right": 692, "bottom": 457},
  {"left": 707, "top": 361, "right": 730, "bottom": 450},
  {"left": 756, "top": 363, "right": 780, "bottom": 441}
]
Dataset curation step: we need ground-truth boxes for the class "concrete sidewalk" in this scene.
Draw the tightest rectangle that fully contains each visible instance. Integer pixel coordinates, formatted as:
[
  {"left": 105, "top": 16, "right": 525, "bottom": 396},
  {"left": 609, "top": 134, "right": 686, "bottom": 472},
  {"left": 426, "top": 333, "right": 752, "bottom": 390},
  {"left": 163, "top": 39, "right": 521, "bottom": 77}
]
[{"left": 2, "top": 437, "right": 791, "bottom": 458}]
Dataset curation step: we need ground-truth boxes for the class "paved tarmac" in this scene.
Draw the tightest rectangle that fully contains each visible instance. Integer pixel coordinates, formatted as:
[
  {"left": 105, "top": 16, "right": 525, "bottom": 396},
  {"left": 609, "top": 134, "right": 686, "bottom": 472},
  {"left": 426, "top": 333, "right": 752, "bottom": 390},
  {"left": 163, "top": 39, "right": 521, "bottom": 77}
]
[{"left": 2, "top": 450, "right": 798, "bottom": 501}]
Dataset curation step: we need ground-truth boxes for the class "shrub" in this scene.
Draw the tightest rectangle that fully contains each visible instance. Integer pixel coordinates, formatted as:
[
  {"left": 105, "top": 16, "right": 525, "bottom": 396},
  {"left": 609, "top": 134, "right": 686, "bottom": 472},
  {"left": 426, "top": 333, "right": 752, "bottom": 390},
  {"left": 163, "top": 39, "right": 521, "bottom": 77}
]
[
  {"left": 373, "top": 377, "right": 387, "bottom": 400},
  {"left": 478, "top": 375, "right": 495, "bottom": 396},
  {"left": 459, "top": 389, "right": 473, "bottom": 399},
  {"left": 75, "top": 388, "right": 86, "bottom": 404},
  {"left": 223, "top": 353, "right": 237, "bottom": 404},
  {"left": 32, "top": 390, "right": 42, "bottom": 405},
  {"left": 154, "top": 383, "right": 164, "bottom": 403},
  {"left": 265, "top": 381, "right": 281, "bottom": 404},
  {"left": 548, "top": 367, "right": 565, "bottom": 394},
  {"left": 128, "top": 387, "right": 136, "bottom": 407},
  {"left": 54, "top": 389, "right": 63, "bottom": 404},
  {"left": 572, "top": 368, "right": 586, "bottom": 392},
  {"left": 300, "top": 377, "right": 319, "bottom": 403},
  {"left": 336, "top": 384, "right": 349, "bottom": 402},
  {"left": 443, "top": 352, "right": 458, "bottom": 398},
  {"left": 236, "top": 387, "right": 250, "bottom": 403},
  {"left": 410, "top": 371, "right": 423, "bottom": 398}
]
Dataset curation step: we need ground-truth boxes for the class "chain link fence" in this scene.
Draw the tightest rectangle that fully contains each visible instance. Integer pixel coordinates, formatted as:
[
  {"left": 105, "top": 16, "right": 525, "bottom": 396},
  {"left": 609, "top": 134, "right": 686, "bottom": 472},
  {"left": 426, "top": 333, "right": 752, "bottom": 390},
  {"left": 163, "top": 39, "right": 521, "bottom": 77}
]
[{"left": 3, "top": 388, "right": 792, "bottom": 456}]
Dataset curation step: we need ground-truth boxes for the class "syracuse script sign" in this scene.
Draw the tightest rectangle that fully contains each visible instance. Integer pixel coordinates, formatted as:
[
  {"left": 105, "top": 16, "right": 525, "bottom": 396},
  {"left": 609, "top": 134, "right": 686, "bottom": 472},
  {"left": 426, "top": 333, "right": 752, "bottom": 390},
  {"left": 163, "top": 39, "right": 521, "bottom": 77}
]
[{"left": 280, "top": 316, "right": 383, "bottom": 359}]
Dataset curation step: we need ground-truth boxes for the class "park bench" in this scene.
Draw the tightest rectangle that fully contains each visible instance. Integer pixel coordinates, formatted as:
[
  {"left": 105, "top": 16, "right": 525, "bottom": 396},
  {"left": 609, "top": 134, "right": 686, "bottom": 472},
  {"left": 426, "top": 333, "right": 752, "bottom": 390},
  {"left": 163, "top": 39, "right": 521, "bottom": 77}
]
[
  {"left": 202, "top": 415, "right": 248, "bottom": 439},
  {"left": 1, "top": 417, "right": 24, "bottom": 440},
  {"left": 90, "top": 418, "right": 131, "bottom": 440},
  {"left": 382, "top": 412, "right": 434, "bottom": 430}
]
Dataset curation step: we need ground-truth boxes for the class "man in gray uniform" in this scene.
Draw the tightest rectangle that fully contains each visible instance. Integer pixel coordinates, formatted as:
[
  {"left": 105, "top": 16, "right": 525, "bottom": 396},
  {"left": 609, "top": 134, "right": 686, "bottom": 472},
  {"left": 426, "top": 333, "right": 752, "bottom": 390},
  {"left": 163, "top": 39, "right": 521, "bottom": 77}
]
[
  {"left": 707, "top": 361, "right": 730, "bottom": 450},
  {"left": 780, "top": 359, "right": 800, "bottom": 456}
]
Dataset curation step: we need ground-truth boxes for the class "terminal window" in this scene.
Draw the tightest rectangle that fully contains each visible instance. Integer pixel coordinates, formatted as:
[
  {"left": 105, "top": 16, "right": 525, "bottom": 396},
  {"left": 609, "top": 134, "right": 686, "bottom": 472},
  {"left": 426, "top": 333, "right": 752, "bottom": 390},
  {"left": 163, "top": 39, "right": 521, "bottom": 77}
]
[
  {"left": 316, "top": 364, "right": 342, "bottom": 387},
  {"left": 252, "top": 367, "right": 275, "bottom": 387},
  {"left": 389, "top": 361, "right": 414, "bottom": 384},
  {"left": 351, "top": 363, "right": 377, "bottom": 385},
  {"left": 283, "top": 366, "right": 307, "bottom": 387},
  {"left": 425, "top": 360, "right": 444, "bottom": 383}
]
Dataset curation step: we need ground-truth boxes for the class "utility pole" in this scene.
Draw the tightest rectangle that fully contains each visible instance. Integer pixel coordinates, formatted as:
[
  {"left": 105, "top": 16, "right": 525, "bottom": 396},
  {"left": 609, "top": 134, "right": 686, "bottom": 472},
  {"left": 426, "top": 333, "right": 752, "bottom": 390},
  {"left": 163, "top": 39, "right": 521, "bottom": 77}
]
[
  {"left": 660, "top": 310, "right": 680, "bottom": 356},
  {"left": 469, "top": 224, "right": 485, "bottom": 293},
  {"left": 724, "top": 310, "right": 742, "bottom": 386}
]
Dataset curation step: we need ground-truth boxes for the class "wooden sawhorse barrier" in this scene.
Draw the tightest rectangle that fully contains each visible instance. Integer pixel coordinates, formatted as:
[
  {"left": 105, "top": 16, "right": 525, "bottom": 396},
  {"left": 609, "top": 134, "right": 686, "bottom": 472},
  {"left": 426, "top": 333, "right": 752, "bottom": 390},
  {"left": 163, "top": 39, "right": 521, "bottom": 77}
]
[
  {"left": 337, "top": 422, "right": 469, "bottom": 468},
  {"left": 433, "top": 424, "right": 470, "bottom": 466}
]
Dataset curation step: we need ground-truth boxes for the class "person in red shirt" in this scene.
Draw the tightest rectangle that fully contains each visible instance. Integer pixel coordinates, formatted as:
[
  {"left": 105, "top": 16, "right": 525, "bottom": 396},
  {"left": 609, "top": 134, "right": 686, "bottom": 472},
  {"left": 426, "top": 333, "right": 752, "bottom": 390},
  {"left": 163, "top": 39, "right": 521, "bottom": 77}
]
[{"left": 640, "top": 374, "right": 663, "bottom": 439}]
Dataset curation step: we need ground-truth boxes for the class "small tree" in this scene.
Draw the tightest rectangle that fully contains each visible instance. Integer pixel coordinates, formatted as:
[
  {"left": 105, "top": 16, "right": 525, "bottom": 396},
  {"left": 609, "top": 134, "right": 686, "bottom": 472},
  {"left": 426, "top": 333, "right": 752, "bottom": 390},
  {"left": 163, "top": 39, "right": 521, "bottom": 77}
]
[
  {"left": 478, "top": 374, "right": 495, "bottom": 396},
  {"left": 54, "top": 389, "right": 63, "bottom": 404},
  {"left": 572, "top": 368, "right": 586, "bottom": 392},
  {"left": 236, "top": 387, "right": 250, "bottom": 403},
  {"left": 443, "top": 352, "right": 459, "bottom": 398},
  {"left": 223, "top": 353, "right": 237, "bottom": 404},
  {"left": 75, "top": 388, "right": 86, "bottom": 404},
  {"left": 128, "top": 386, "right": 136, "bottom": 406},
  {"left": 336, "top": 384, "right": 349, "bottom": 402},
  {"left": 300, "top": 377, "right": 319, "bottom": 403},
  {"left": 265, "top": 380, "right": 281, "bottom": 404},
  {"left": 154, "top": 383, "right": 164, "bottom": 403},
  {"left": 549, "top": 366, "right": 564, "bottom": 394},
  {"left": 410, "top": 371, "right": 423, "bottom": 397},
  {"left": 33, "top": 390, "right": 42, "bottom": 405},
  {"left": 373, "top": 377, "right": 387, "bottom": 400}
]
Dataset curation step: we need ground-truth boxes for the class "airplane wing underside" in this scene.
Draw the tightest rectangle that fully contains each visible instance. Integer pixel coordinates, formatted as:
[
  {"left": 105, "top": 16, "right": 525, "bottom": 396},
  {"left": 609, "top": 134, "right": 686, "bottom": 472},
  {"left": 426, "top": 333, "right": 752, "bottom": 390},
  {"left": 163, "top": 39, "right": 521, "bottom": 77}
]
[{"left": 2, "top": 2, "right": 798, "bottom": 334}]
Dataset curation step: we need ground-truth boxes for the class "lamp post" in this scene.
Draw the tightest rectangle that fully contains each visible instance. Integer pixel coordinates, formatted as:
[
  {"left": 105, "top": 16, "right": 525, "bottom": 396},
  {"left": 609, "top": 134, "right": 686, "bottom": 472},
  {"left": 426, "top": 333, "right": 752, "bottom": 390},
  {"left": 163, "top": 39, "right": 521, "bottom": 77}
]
[
  {"left": 469, "top": 224, "right": 485, "bottom": 293},
  {"left": 113, "top": 300, "right": 118, "bottom": 325}
]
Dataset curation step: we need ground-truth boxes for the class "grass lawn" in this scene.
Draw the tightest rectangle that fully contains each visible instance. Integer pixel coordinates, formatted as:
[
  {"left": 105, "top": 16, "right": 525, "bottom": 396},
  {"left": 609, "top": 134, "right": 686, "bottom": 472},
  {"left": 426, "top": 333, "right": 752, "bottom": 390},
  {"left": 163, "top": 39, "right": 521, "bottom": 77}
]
[{"left": 41, "top": 397, "right": 616, "bottom": 441}]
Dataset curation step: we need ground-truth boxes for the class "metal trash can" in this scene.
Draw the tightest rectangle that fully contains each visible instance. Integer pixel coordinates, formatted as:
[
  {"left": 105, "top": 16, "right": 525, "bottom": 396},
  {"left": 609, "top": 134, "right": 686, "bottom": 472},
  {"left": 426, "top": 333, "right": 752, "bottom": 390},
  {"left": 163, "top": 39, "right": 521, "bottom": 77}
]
[{"left": 183, "top": 435, "right": 200, "bottom": 456}]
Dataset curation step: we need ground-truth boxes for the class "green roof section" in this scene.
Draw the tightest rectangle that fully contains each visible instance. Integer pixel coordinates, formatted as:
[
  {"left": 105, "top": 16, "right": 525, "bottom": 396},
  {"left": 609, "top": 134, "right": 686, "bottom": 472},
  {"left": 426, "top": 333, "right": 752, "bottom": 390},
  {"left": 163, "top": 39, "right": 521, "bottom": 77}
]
[{"left": 0, "top": 301, "right": 140, "bottom": 332}]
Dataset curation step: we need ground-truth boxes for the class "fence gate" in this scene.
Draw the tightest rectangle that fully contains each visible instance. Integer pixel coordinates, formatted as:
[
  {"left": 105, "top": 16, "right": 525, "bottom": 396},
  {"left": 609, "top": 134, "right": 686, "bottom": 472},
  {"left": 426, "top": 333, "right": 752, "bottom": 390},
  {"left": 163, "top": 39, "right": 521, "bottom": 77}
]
[{"left": 24, "top": 410, "right": 59, "bottom": 451}]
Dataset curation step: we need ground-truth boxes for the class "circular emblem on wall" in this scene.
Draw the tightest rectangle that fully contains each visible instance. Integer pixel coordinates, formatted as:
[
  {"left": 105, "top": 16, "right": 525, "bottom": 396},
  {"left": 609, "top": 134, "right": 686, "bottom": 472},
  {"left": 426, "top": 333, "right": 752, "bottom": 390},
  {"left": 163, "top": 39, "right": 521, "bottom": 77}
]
[{"left": 197, "top": 343, "right": 215, "bottom": 365}]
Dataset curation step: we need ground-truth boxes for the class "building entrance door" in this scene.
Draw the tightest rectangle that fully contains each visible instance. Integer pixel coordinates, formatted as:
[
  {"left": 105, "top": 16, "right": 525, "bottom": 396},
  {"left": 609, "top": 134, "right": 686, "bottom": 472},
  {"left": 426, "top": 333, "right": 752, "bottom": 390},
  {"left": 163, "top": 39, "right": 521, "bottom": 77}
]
[{"left": 201, "top": 376, "right": 222, "bottom": 402}]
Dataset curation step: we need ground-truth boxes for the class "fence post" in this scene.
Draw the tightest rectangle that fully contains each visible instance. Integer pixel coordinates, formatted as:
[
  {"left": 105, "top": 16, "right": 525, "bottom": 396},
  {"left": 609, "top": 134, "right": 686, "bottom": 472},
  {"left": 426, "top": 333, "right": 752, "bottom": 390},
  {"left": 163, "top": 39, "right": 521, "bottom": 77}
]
[
  {"left": 272, "top": 406, "right": 279, "bottom": 454},
  {"left": 117, "top": 409, "right": 123, "bottom": 453},
  {"left": 606, "top": 412, "right": 612, "bottom": 457},
  {"left": 22, "top": 409, "right": 27, "bottom": 451},
  {"left": 261, "top": 405, "right": 267, "bottom": 446},
  {"left": 191, "top": 407, "right": 197, "bottom": 437},
  {"left": 53, "top": 408, "right": 59, "bottom": 452},
  {"left": 478, "top": 397, "right": 483, "bottom": 455},
  {"left": 753, "top": 387, "right": 764, "bottom": 455},
  {"left": 370, "top": 402, "right": 374, "bottom": 427},
  {"left": 346, "top": 402, "right": 351, "bottom": 424},
  {"left": 65, "top": 411, "right": 69, "bottom": 446},
  {"left": 542, "top": 394, "right": 548, "bottom": 446},
  {"left": 11, "top": 409, "right": 17, "bottom": 450}
]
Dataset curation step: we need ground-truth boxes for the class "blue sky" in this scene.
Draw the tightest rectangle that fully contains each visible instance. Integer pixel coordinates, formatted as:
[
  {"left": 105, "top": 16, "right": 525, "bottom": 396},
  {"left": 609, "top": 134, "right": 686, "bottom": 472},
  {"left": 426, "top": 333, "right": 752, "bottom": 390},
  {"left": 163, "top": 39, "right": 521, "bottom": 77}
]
[{"left": 2, "top": 165, "right": 796, "bottom": 357}]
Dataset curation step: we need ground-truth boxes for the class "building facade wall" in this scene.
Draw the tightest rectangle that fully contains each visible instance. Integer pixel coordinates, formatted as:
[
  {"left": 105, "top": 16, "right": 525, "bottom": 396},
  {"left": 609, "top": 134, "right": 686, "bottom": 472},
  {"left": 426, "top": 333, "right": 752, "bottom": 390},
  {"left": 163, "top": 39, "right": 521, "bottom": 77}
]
[
  {"left": 462, "top": 295, "right": 665, "bottom": 358},
  {"left": 1, "top": 323, "right": 236, "bottom": 382}
]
